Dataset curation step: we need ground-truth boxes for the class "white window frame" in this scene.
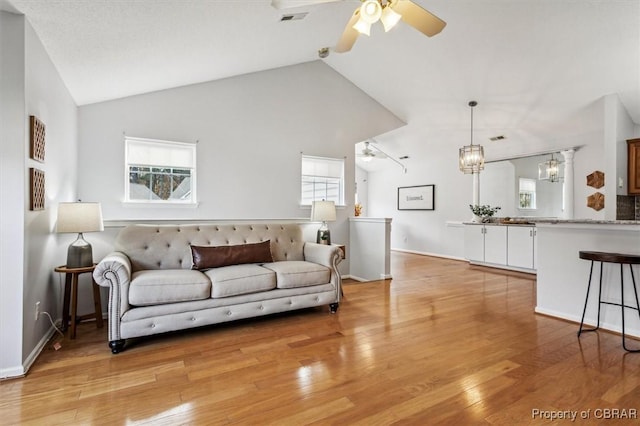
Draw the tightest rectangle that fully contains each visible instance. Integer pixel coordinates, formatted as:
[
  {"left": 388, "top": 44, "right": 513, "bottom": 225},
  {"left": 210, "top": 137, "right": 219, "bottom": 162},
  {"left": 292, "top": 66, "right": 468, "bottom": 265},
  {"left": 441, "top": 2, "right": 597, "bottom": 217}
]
[
  {"left": 124, "top": 136, "right": 197, "bottom": 205},
  {"left": 301, "top": 155, "right": 345, "bottom": 206},
  {"left": 518, "top": 177, "right": 537, "bottom": 210}
]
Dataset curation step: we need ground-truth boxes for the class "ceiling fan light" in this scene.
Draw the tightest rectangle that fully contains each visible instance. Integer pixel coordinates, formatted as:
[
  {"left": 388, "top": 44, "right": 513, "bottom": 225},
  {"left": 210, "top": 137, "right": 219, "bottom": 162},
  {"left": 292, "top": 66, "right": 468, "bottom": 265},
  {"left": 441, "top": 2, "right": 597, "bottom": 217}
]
[
  {"left": 353, "top": 17, "right": 371, "bottom": 36},
  {"left": 359, "top": 0, "right": 382, "bottom": 24},
  {"left": 380, "top": 6, "right": 402, "bottom": 32},
  {"left": 362, "top": 155, "right": 373, "bottom": 162}
]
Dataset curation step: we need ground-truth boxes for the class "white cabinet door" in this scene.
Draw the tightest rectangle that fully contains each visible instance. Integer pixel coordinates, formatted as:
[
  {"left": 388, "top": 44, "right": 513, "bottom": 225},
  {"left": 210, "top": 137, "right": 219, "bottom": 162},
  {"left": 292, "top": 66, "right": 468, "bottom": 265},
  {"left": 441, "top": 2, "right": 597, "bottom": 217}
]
[
  {"left": 507, "top": 226, "right": 535, "bottom": 269},
  {"left": 484, "top": 225, "right": 507, "bottom": 265},
  {"left": 464, "top": 225, "right": 485, "bottom": 262}
]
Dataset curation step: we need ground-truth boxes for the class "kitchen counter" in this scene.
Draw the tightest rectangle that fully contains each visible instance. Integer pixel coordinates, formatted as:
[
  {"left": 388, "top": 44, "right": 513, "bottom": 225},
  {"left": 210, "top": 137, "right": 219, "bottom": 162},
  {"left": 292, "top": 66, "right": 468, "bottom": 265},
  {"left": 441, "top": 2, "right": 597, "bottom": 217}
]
[{"left": 535, "top": 221, "right": 640, "bottom": 338}]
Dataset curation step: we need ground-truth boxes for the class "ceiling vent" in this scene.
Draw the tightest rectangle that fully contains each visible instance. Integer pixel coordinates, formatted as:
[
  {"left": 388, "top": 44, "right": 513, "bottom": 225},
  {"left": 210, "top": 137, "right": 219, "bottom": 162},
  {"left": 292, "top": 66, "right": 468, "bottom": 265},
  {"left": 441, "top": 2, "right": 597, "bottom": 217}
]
[
  {"left": 489, "top": 135, "right": 506, "bottom": 142},
  {"left": 280, "top": 12, "right": 308, "bottom": 21}
]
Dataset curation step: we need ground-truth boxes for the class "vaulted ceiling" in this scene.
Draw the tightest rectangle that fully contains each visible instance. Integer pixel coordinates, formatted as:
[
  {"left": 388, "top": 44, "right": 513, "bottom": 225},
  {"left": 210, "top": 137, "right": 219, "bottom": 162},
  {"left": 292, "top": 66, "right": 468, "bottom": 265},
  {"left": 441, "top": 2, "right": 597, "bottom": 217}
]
[{"left": 4, "top": 0, "right": 639, "bottom": 164}]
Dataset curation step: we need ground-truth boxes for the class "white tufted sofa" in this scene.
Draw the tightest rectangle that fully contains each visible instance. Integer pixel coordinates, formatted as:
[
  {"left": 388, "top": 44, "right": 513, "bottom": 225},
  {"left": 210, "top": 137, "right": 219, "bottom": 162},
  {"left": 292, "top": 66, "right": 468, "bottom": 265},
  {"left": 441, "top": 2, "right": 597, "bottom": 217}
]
[{"left": 93, "top": 223, "right": 342, "bottom": 353}]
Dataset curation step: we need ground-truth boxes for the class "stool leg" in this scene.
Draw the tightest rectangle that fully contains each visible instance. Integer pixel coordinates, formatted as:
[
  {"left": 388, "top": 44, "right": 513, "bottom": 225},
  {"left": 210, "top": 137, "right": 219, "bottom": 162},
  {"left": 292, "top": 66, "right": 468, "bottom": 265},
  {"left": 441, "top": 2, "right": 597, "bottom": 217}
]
[
  {"left": 70, "top": 274, "right": 79, "bottom": 340},
  {"left": 621, "top": 264, "right": 640, "bottom": 353},
  {"left": 578, "top": 260, "right": 599, "bottom": 336},
  {"left": 61, "top": 273, "right": 72, "bottom": 332}
]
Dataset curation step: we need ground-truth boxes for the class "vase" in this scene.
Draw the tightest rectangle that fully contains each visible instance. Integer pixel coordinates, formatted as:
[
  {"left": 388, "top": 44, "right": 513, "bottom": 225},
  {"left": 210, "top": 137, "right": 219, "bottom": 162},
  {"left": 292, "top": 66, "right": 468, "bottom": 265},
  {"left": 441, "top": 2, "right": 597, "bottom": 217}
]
[{"left": 472, "top": 214, "right": 482, "bottom": 223}]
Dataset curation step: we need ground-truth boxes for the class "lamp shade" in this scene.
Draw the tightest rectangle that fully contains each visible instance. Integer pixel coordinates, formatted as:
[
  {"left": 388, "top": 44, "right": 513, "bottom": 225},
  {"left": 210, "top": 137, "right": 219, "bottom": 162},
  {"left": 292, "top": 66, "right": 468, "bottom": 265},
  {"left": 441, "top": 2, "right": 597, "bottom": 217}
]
[
  {"left": 310, "top": 200, "right": 336, "bottom": 222},
  {"left": 56, "top": 202, "right": 104, "bottom": 233}
]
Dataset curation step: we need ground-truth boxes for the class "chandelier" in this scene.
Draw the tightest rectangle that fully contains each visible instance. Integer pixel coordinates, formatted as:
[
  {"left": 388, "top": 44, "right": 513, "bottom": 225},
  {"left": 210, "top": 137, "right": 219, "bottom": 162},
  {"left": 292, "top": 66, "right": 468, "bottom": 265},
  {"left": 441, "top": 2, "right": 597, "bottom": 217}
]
[
  {"left": 538, "top": 153, "right": 563, "bottom": 182},
  {"left": 459, "top": 101, "right": 485, "bottom": 174}
]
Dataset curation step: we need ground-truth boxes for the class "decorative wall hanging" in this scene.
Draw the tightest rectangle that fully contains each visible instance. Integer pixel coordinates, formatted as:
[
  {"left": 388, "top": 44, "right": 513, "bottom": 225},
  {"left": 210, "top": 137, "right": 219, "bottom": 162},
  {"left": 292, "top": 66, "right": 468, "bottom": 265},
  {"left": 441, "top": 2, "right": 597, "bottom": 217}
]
[
  {"left": 587, "top": 192, "right": 604, "bottom": 211},
  {"left": 586, "top": 170, "right": 604, "bottom": 189},
  {"left": 29, "top": 115, "right": 46, "bottom": 163},
  {"left": 29, "top": 168, "right": 45, "bottom": 210},
  {"left": 398, "top": 185, "right": 435, "bottom": 210}
]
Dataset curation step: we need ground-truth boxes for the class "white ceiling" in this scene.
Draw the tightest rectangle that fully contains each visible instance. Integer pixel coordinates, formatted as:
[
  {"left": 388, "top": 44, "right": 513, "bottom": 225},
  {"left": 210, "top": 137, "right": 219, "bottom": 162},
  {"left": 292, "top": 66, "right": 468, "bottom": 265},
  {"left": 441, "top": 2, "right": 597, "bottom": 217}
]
[{"left": 4, "top": 0, "right": 640, "bottom": 166}]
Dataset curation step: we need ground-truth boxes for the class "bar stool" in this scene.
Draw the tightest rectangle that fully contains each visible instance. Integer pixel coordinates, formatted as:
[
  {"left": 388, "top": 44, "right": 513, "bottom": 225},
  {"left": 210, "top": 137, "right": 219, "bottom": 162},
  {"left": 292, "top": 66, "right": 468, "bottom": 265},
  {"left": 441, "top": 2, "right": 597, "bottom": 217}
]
[{"left": 578, "top": 251, "right": 640, "bottom": 352}]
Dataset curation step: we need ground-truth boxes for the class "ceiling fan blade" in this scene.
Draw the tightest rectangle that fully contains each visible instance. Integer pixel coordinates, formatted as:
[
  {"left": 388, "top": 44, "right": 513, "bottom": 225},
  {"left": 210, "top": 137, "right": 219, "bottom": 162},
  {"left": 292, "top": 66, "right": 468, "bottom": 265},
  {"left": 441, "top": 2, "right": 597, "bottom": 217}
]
[
  {"left": 334, "top": 9, "right": 360, "bottom": 53},
  {"left": 393, "top": 0, "right": 446, "bottom": 37}
]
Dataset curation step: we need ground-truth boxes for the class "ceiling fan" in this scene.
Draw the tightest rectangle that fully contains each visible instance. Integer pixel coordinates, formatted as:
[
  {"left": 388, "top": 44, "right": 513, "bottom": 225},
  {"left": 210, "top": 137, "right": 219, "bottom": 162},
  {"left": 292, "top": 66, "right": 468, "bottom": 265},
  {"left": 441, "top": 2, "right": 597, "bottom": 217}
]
[
  {"left": 356, "top": 140, "right": 408, "bottom": 173},
  {"left": 272, "top": 0, "right": 446, "bottom": 53},
  {"left": 357, "top": 141, "right": 388, "bottom": 162},
  {"left": 335, "top": 0, "right": 446, "bottom": 52}
]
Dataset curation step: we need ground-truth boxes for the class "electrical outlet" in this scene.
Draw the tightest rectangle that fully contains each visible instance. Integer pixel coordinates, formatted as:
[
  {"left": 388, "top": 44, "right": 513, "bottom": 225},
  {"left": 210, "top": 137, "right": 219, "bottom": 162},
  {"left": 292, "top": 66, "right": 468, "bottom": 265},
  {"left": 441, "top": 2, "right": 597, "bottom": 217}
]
[{"left": 35, "top": 301, "right": 40, "bottom": 321}]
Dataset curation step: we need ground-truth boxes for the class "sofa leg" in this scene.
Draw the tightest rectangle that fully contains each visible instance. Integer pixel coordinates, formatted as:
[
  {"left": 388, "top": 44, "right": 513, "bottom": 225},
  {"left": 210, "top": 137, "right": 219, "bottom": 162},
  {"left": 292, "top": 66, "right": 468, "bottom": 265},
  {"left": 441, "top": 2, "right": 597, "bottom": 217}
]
[
  {"left": 109, "top": 339, "right": 125, "bottom": 354},
  {"left": 329, "top": 303, "right": 339, "bottom": 314}
]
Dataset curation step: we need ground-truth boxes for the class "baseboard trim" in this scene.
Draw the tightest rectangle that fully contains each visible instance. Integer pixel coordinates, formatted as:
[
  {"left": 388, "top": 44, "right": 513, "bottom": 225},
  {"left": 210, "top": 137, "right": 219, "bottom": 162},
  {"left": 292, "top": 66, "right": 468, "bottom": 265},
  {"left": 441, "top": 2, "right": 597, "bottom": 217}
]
[
  {"left": 391, "top": 248, "right": 466, "bottom": 262},
  {"left": 20, "top": 320, "right": 60, "bottom": 378}
]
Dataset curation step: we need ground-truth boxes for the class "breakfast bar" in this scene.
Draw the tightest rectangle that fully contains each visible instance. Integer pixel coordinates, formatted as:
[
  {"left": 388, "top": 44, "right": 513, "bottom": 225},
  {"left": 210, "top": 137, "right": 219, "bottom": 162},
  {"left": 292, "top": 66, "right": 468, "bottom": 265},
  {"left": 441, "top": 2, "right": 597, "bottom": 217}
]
[{"left": 535, "top": 220, "right": 640, "bottom": 338}]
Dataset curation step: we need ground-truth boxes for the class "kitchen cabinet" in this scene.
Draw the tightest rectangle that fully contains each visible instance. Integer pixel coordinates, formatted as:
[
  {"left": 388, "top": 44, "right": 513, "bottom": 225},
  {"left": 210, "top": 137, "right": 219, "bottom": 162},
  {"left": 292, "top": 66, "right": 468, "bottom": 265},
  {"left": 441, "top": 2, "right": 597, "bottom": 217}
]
[
  {"left": 507, "top": 226, "right": 536, "bottom": 269},
  {"left": 484, "top": 225, "right": 507, "bottom": 265},
  {"left": 463, "top": 224, "right": 507, "bottom": 265},
  {"left": 464, "top": 224, "right": 536, "bottom": 272},
  {"left": 628, "top": 138, "right": 640, "bottom": 195},
  {"left": 463, "top": 224, "right": 485, "bottom": 263}
]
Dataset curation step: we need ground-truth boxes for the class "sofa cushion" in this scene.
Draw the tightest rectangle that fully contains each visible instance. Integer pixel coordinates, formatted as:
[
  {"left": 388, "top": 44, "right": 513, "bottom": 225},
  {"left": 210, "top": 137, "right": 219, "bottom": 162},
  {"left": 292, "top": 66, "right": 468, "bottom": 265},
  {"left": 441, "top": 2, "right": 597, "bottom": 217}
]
[
  {"left": 262, "top": 261, "right": 331, "bottom": 289},
  {"left": 129, "top": 269, "right": 211, "bottom": 306},
  {"left": 191, "top": 240, "right": 273, "bottom": 270},
  {"left": 205, "top": 264, "right": 276, "bottom": 298}
]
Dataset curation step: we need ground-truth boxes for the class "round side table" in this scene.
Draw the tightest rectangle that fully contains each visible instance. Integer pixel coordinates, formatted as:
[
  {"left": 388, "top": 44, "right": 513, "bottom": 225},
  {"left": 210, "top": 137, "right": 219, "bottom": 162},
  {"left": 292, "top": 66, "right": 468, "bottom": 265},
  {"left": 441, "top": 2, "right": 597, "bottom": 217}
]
[{"left": 54, "top": 264, "right": 104, "bottom": 339}]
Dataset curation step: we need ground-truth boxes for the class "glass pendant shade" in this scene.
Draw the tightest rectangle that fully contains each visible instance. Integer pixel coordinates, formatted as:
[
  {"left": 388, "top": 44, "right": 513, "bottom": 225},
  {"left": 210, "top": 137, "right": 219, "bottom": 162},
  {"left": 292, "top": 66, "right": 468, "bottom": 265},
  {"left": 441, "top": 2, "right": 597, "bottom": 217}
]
[
  {"left": 380, "top": 5, "right": 402, "bottom": 32},
  {"left": 359, "top": 0, "right": 383, "bottom": 24},
  {"left": 459, "top": 145, "right": 485, "bottom": 174},
  {"left": 353, "top": 17, "right": 371, "bottom": 35}
]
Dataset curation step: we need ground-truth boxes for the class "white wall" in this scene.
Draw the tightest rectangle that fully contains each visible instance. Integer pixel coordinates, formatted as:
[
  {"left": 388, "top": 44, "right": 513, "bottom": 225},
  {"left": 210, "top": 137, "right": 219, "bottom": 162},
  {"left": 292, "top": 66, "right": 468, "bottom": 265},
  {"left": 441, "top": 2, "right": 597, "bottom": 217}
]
[
  {"left": 355, "top": 165, "right": 368, "bottom": 216},
  {"left": 366, "top": 96, "right": 633, "bottom": 259},
  {"left": 0, "top": 13, "right": 78, "bottom": 378},
  {"left": 77, "top": 60, "right": 405, "bottom": 274},
  {"left": 0, "top": 11, "right": 26, "bottom": 378},
  {"left": 23, "top": 20, "right": 78, "bottom": 365}
]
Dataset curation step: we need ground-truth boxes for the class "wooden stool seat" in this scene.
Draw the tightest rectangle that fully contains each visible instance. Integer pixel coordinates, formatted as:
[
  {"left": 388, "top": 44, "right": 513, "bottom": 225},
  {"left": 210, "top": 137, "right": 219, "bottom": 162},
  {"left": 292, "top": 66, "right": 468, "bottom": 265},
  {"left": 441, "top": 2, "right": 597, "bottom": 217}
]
[
  {"left": 578, "top": 250, "right": 640, "bottom": 352},
  {"left": 579, "top": 251, "right": 640, "bottom": 265}
]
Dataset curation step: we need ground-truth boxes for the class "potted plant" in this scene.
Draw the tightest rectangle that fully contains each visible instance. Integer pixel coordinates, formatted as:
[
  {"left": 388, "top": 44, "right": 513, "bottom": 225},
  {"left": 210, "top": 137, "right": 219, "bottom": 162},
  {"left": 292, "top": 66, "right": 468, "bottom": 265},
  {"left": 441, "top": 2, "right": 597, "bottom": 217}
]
[{"left": 469, "top": 204, "right": 501, "bottom": 223}]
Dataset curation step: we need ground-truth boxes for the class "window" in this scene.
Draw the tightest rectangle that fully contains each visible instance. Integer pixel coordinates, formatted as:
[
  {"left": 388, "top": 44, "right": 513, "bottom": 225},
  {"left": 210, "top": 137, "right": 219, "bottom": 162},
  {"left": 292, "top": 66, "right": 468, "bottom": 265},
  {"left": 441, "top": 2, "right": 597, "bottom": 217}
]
[
  {"left": 301, "top": 155, "right": 344, "bottom": 205},
  {"left": 519, "top": 178, "right": 536, "bottom": 209},
  {"left": 125, "top": 137, "right": 196, "bottom": 204}
]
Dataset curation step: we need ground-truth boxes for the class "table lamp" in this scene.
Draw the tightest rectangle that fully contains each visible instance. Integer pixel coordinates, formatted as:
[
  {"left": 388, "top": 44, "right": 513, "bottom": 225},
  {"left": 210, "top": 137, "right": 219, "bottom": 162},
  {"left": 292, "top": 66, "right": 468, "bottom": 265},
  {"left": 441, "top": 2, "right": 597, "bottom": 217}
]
[
  {"left": 56, "top": 202, "right": 104, "bottom": 268},
  {"left": 310, "top": 200, "right": 336, "bottom": 245}
]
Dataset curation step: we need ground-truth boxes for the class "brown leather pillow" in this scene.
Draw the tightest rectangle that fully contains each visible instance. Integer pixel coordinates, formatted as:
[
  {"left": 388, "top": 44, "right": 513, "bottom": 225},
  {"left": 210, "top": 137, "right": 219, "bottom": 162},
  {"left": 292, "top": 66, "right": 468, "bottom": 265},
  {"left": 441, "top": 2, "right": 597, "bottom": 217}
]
[{"left": 191, "top": 240, "right": 273, "bottom": 270}]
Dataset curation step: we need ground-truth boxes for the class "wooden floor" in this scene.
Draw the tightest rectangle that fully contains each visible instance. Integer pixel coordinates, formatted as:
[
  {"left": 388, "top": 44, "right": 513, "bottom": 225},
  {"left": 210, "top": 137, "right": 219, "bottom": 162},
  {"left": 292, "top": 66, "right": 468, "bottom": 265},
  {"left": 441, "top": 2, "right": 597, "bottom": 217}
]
[{"left": 3, "top": 252, "right": 640, "bottom": 425}]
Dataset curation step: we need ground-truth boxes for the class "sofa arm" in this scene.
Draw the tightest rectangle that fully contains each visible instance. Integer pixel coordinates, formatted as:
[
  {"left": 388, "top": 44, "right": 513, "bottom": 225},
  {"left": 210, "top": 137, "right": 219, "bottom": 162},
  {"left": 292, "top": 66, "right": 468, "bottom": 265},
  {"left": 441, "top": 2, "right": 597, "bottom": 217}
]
[
  {"left": 303, "top": 242, "right": 342, "bottom": 268},
  {"left": 93, "top": 252, "right": 132, "bottom": 341}
]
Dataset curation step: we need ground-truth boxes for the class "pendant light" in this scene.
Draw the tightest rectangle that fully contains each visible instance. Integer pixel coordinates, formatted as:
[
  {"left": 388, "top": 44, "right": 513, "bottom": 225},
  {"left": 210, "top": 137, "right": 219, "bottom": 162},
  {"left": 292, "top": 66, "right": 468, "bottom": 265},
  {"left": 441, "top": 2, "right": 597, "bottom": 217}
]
[
  {"left": 538, "top": 153, "right": 563, "bottom": 182},
  {"left": 459, "top": 101, "right": 485, "bottom": 174}
]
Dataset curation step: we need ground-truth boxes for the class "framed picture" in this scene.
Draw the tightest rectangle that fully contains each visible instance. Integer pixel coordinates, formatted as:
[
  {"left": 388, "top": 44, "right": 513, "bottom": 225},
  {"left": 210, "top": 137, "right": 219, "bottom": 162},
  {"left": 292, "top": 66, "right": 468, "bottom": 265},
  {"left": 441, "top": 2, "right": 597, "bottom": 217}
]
[
  {"left": 398, "top": 185, "right": 435, "bottom": 210},
  {"left": 29, "top": 115, "right": 46, "bottom": 163},
  {"left": 29, "top": 168, "right": 45, "bottom": 211}
]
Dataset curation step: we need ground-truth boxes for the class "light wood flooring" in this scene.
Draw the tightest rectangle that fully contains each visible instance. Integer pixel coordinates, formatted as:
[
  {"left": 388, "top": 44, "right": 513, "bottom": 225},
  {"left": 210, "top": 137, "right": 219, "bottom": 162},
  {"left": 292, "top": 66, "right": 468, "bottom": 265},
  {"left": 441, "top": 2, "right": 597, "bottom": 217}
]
[{"left": 3, "top": 252, "right": 640, "bottom": 425}]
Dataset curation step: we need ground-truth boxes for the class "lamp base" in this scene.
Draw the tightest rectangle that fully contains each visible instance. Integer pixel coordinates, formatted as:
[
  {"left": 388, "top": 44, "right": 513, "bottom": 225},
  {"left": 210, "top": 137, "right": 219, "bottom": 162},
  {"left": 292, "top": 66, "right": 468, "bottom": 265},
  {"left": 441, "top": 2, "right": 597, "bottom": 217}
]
[
  {"left": 66, "top": 233, "right": 94, "bottom": 268},
  {"left": 316, "top": 229, "right": 331, "bottom": 245}
]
